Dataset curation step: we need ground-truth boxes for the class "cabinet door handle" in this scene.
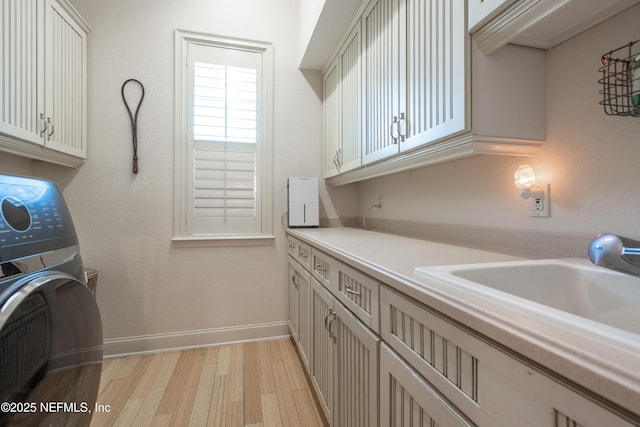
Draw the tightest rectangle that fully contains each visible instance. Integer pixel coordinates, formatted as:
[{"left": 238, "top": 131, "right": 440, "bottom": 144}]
[
  {"left": 389, "top": 116, "right": 399, "bottom": 144},
  {"left": 324, "top": 308, "right": 334, "bottom": 331},
  {"left": 47, "top": 117, "right": 55, "bottom": 139},
  {"left": 315, "top": 264, "right": 326, "bottom": 272},
  {"left": 292, "top": 273, "right": 298, "bottom": 287},
  {"left": 398, "top": 112, "right": 406, "bottom": 142},
  {"left": 327, "top": 312, "right": 337, "bottom": 342},
  {"left": 39, "top": 113, "right": 48, "bottom": 137},
  {"left": 345, "top": 285, "right": 361, "bottom": 297},
  {"left": 333, "top": 151, "right": 340, "bottom": 168}
]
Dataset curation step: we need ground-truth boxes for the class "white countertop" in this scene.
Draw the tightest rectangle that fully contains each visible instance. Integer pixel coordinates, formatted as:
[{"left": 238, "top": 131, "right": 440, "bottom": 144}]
[{"left": 287, "top": 226, "right": 640, "bottom": 418}]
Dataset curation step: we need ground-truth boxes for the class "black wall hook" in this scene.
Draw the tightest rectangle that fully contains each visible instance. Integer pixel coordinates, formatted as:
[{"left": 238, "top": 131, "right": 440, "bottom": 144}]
[{"left": 121, "top": 79, "right": 145, "bottom": 173}]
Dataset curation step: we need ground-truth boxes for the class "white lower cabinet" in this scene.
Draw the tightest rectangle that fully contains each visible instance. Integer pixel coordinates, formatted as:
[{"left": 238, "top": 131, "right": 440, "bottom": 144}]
[
  {"left": 289, "top": 232, "right": 638, "bottom": 427},
  {"left": 379, "top": 285, "right": 637, "bottom": 427},
  {"left": 310, "top": 276, "right": 380, "bottom": 427}
]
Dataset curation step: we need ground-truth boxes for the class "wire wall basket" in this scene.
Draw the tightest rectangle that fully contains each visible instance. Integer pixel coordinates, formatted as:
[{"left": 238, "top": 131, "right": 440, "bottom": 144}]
[{"left": 599, "top": 39, "right": 640, "bottom": 117}]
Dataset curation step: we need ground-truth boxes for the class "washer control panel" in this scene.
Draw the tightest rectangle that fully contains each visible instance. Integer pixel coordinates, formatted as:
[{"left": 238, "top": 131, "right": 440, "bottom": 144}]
[{"left": 0, "top": 175, "right": 70, "bottom": 252}]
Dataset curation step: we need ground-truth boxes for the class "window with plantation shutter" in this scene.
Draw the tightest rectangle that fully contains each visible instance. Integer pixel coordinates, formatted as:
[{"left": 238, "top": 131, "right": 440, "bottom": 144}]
[{"left": 174, "top": 31, "right": 274, "bottom": 244}]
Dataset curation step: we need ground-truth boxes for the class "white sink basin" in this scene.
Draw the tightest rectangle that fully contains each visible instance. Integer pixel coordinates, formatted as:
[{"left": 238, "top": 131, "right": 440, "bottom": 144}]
[{"left": 415, "top": 258, "right": 640, "bottom": 336}]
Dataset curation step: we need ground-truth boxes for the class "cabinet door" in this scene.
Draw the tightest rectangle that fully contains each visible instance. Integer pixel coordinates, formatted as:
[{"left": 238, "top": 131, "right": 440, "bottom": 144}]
[
  {"left": 362, "top": 0, "right": 402, "bottom": 164},
  {"left": 401, "top": 0, "right": 467, "bottom": 152},
  {"left": 310, "top": 277, "right": 334, "bottom": 423},
  {"left": 339, "top": 21, "right": 362, "bottom": 173},
  {"left": 380, "top": 343, "right": 474, "bottom": 427},
  {"left": 0, "top": 0, "right": 45, "bottom": 146},
  {"left": 44, "top": 0, "right": 87, "bottom": 158},
  {"left": 288, "top": 260, "right": 300, "bottom": 341},
  {"left": 333, "top": 302, "right": 379, "bottom": 427},
  {"left": 323, "top": 59, "right": 340, "bottom": 178},
  {"left": 297, "top": 262, "right": 312, "bottom": 373}
]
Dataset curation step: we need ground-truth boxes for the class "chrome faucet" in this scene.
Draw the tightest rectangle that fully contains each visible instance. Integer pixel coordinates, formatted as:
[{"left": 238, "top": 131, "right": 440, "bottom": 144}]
[{"left": 588, "top": 233, "right": 640, "bottom": 277}]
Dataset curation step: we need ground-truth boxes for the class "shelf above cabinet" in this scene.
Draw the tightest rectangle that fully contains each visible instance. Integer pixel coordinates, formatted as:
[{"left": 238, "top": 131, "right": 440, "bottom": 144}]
[
  {"left": 470, "top": 0, "right": 640, "bottom": 55},
  {"left": 299, "top": 0, "right": 365, "bottom": 70},
  {"left": 325, "top": 133, "right": 542, "bottom": 187}
]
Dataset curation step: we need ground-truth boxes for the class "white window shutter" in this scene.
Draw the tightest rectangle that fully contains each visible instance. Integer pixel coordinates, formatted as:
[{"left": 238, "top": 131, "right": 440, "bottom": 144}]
[{"left": 174, "top": 30, "right": 273, "bottom": 242}]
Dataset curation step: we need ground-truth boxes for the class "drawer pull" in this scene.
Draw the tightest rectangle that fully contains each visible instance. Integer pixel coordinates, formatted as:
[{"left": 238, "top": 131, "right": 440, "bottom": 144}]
[
  {"left": 299, "top": 249, "right": 308, "bottom": 258},
  {"left": 345, "top": 285, "right": 361, "bottom": 297},
  {"left": 315, "top": 265, "right": 326, "bottom": 272}
]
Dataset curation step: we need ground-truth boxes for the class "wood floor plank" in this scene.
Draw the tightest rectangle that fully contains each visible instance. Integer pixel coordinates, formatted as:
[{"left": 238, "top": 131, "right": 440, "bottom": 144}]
[
  {"left": 188, "top": 362, "right": 216, "bottom": 426},
  {"left": 150, "top": 413, "right": 172, "bottom": 427},
  {"left": 293, "top": 384, "right": 327, "bottom": 427},
  {"left": 207, "top": 373, "right": 228, "bottom": 427},
  {"left": 92, "top": 355, "right": 151, "bottom": 427},
  {"left": 243, "top": 342, "right": 263, "bottom": 424},
  {"left": 280, "top": 339, "right": 308, "bottom": 391},
  {"left": 112, "top": 397, "right": 143, "bottom": 427},
  {"left": 216, "top": 345, "right": 232, "bottom": 376},
  {"left": 266, "top": 338, "right": 284, "bottom": 363},
  {"left": 226, "top": 400, "right": 243, "bottom": 427},
  {"left": 131, "top": 352, "right": 181, "bottom": 427},
  {"left": 256, "top": 340, "right": 276, "bottom": 395},
  {"left": 271, "top": 360, "right": 302, "bottom": 427},
  {"left": 228, "top": 343, "right": 244, "bottom": 404},
  {"left": 130, "top": 352, "right": 177, "bottom": 399},
  {"left": 203, "top": 345, "right": 220, "bottom": 367},
  {"left": 166, "top": 349, "right": 207, "bottom": 426},
  {"left": 91, "top": 378, "right": 131, "bottom": 427},
  {"left": 260, "top": 392, "right": 283, "bottom": 427}
]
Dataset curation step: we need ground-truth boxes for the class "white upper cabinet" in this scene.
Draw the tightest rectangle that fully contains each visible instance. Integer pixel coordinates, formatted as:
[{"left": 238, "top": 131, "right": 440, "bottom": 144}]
[
  {"left": 469, "top": 0, "right": 640, "bottom": 55},
  {"left": 322, "top": 22, "right": 362, "bottom": 179},
  {"left": 0, "top": 0, "right": 90, "bottom": 167},
  {"left": 319, "top": 0, "right": 545, "bottom": 185},
  {"left": 362, "top": 0, "right": 466, "bottom": 162}
]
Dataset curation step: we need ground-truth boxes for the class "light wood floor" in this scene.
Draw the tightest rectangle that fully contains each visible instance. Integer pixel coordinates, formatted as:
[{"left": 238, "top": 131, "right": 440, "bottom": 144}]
[{"left": 90, "top": 338, "right": 327, "bottom": 427}]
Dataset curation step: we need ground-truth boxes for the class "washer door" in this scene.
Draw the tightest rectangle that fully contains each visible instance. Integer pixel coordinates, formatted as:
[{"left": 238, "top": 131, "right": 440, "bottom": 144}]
[{"left": 0, "top": 273, "right": 103, "bottom": 426}]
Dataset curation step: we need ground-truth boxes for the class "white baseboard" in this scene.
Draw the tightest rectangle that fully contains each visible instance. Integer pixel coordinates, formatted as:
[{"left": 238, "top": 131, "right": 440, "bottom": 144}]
[{"left": 102, "top": 321, "right": 290, "bottom": 358}]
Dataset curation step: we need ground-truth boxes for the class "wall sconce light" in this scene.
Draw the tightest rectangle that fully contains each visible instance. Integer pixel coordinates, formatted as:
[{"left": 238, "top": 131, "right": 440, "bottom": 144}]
[{"left": 514, "top": 164, "right": 550, "bottom": 217}]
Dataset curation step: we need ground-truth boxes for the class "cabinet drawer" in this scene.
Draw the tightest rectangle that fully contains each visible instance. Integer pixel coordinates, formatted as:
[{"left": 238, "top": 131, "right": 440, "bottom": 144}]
[
  {"left": 287, "top": 235, "right": 311, "bottom": 270},
  {"left": 334, "top": 261, "right": 379, "bottom": 333},
  {"left": 380, "top": 285, "right": 636, "bottom": 427},
  {"left": 312, "top": 248, "right": 379, "bottom": 333},
  {"left": 311, "top": 248, "right": 336, "bottom": 288}
]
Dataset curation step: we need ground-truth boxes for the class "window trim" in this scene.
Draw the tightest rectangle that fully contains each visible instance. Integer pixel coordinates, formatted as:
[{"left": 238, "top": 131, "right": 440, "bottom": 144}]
[{"left": 173, "top": 29, "right": 274, "bottom": 245}]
